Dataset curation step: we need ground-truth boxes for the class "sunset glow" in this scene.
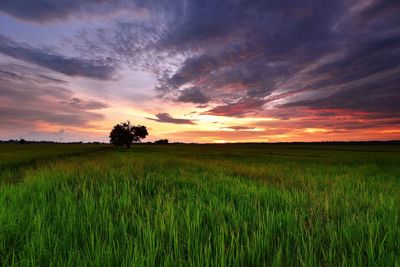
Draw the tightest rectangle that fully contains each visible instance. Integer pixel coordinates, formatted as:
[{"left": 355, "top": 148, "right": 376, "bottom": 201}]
[{"left": 0, "top": 1, "right": 399, "bottom": 143}]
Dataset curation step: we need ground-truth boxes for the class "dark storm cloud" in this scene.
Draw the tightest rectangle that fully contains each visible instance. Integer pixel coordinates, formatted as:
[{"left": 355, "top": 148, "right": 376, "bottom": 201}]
[
  {"left": 146, "top": 113, "right": 196, "bottom": 125},
  {"left": 176, "top": 87, "right": 209, "bottom": 104},
  {"left": 0, "top": 64, "right": 107, "bottom": 128},
  {"left": 0, "top": 35, "right": 115, "bottom": 79}
]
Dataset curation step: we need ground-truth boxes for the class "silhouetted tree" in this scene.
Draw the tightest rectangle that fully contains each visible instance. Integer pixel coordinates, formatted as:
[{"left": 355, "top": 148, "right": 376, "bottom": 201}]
[
  {"left": 109, "top": 121, "right": 148, "bottom": 148},
  {"left": 154, "top": 139, "right": 169, "bottom": 144},
  {"left": 19, "top": 139, "right": 26, "bottom": 145}
]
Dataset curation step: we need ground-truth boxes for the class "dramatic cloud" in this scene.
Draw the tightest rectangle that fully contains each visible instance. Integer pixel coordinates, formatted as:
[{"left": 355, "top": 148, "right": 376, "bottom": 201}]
[
  {"left": 0, "top": 64, "right": 107, "bottom": 128},
  {"left": 0, "top": 35, "right": 115, "bottom": 79},
  {"left": 282, "top": 68, "right": 400, "bottom": 117},
  {"left": 1, "top": 0, "right": 399, "bottom": 141},
  {"left": 146, "top": 113, "right": 196, "bottom": 125},
  {"left": 206, "top": 97, "right": 266, "bottom": 117},
  {"left": 176, "top": 87, "right": 209, "bottom": 104},
  {"left": 153, "top": 0, "right": 344, "bottom": 97},
  {"left": 151, "top": 0, "right": 399, "bottom": 124}
]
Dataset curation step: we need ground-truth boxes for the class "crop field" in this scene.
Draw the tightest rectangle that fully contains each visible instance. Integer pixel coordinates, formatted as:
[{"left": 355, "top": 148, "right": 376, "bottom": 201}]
[
  {"left": 0, "top": 144, "right": 109, "bottom": 184},
  {"left": 0, "top": 143, "right": 399, "bottom": 266}
]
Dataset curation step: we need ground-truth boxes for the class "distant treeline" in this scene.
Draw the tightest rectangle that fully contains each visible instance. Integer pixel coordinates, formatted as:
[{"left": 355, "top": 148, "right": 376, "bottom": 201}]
[
  {"left": 1, "top": 139, "right": 399, "bottom": 145},
  {"left": 0, "top": 139, "right": 180, "bottom": 145},
  {"left": 0, "top": 139, "right": 107, "bottom": 145}
]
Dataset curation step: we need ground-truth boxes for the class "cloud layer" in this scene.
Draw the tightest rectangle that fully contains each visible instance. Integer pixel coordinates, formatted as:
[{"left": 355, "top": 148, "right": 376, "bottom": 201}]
[
  {"left": 0, "top": 0, "right": 132, "bottom": 22},
  {"left": 0, "top": 64, "right": 108, "bottom": 129},
  {"left": 0, "top": 35, "right": 115, "bottom": 79},
  {"left": 146, "top": 113, "right": 196, "bottom": 125},
  {"left": 65, "top": 0, "right": 399, "bottom": 123}
]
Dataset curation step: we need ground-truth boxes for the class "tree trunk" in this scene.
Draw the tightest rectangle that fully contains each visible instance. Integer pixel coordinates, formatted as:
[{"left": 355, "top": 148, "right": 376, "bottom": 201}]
[{"left": 126, "top": 142, "right": 131, "bottom": 149}]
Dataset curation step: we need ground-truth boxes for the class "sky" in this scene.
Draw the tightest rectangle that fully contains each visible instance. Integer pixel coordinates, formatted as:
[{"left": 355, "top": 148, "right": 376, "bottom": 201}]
[{"left": 0, "top": 0, "right": 399, "bottom": 143}]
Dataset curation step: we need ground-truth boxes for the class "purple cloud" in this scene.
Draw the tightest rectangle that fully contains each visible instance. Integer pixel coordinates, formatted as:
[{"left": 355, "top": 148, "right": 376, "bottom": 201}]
[{"left": 146, "top": 113, "right": 196, "bottom": 125}]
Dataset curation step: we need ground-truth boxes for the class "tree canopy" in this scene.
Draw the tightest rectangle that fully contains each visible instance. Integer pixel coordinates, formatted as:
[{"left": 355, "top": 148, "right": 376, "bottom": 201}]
[{"left": 109, "top": 121, "right": 148, "bottom": 148}]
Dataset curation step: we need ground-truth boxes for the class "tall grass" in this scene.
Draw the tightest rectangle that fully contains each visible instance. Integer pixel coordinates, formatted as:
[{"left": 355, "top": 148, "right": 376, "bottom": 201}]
[
  {"left": 0, "top": 144, "right": 399, "bottom": 266},
  {"left": 0, "top": 144, "right": 109, "bottom": 184}
]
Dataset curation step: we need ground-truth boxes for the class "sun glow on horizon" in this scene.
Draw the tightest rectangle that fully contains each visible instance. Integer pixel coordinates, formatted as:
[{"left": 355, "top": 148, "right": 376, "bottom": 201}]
[{"left": 0, "top": 1, "right": 399, "bottom": 142}]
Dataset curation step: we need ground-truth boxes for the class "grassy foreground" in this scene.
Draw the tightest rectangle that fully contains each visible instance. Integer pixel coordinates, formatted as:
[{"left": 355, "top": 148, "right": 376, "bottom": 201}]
[
  {"left": 0, "top": 144, "right": 109, "bottom": 184},
  {"left": 0, "top": 143, "right": 399, "bottom": 266}
]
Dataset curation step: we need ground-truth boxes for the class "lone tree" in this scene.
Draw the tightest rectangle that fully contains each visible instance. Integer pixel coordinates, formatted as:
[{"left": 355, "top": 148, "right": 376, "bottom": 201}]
[{"left": 109, "top": 121, "right": 148, "bottom": 148}]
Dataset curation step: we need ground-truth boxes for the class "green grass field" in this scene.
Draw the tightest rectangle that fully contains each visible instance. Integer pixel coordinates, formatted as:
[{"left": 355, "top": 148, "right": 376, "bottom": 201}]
[
  {"left": 0, "top": 144, "right": 110, "bottom": 184},
  {"left": 0, "top": 143, "right": 399, "bottom": 266}
]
